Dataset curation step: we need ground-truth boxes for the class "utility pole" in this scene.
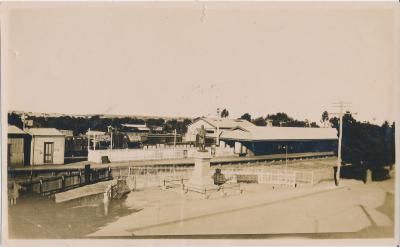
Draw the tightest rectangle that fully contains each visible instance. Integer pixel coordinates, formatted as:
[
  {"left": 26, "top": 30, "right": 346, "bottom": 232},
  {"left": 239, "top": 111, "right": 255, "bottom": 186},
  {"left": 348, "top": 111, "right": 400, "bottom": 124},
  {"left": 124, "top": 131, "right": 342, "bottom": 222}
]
[
  {"left": 87, "top": 128, "right": 91, "bottom": 151},
  {"left": 173, "top": 129, "right": 177, "bottom": 148},
  {"left": 21, "top": 114, "right": 26, "bottom": 130},
  {"left": 107, "top": 126, "right": 113, "bottom": 150},
  {"left": 216, "top": 108, "right": 221, "bottom": 146},
  {"left": 285, "top": 144, "right": 288, "bottom": 168},
  {"left": 330, "top": 101, "right": 355, "bottom": 186}
]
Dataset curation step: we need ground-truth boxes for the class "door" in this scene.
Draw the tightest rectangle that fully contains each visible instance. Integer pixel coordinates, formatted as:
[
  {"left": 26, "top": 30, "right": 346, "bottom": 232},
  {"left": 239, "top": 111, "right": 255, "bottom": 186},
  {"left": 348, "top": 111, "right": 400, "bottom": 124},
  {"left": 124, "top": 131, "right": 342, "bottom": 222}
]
[
  {"left": 8, "top": 138, "right": 25, "bottom": 167},
  {"left": 44, "top": 142, "right": 54, "bottom": 164},
  {"left": 8, "top": 144, "right": 11, "bottom": 166}
]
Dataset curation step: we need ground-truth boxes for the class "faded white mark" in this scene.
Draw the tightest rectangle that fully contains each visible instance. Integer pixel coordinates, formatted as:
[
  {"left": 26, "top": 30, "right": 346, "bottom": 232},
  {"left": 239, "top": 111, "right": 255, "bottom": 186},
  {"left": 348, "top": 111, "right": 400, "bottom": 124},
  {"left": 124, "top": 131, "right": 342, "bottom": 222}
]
[{"left": 200, "top": 3, "right": 207, "bottom": 23}]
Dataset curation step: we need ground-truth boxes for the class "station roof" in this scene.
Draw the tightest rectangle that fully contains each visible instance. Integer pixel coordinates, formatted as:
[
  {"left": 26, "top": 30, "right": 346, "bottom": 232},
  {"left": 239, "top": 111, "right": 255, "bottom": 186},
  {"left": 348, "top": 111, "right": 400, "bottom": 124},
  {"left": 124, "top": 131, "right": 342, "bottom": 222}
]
[
  {"left": 26, "top": 128, "right": 65, "bottom": 137},
  {"left": 220, "top": 126, "right": 338, "bottom": 141},
  {"left": 193, "top": 117, "right": 255, "bottom": 130},
  {"left": 8, "top": 125, "right": 27, "bottom": 135}
]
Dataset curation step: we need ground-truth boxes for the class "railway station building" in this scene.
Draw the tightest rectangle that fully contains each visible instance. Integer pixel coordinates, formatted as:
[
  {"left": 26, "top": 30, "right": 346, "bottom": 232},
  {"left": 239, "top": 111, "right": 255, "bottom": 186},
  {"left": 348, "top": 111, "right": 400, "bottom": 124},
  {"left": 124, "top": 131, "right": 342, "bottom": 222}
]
[{"left": 219, "top": 126, "right": 338, "bottom": 156}]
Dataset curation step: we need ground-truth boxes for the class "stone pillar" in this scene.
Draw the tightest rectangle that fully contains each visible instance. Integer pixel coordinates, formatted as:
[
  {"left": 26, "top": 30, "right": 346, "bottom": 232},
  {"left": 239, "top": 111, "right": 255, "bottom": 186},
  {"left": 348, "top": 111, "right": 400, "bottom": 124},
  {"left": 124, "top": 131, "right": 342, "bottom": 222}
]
[
  {"left": 365, "top": 169, "right": 372, "bottom": 183},
  {"left": 187, "top": 151, "right": 218, "bottom": 190}
]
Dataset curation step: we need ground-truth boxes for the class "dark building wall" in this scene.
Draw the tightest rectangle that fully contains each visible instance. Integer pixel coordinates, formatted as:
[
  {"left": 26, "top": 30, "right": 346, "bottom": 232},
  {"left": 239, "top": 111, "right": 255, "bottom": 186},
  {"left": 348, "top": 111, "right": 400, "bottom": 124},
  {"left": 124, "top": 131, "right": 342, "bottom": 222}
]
[
  {"left": 145, "top": 135, "right": 183, "bottom": 145},
  {"left": 224, "top": 139, "right": 337, "bottom": 156},
  {"left": 65, "top": 137, "right": 88, "bottom": 156}
]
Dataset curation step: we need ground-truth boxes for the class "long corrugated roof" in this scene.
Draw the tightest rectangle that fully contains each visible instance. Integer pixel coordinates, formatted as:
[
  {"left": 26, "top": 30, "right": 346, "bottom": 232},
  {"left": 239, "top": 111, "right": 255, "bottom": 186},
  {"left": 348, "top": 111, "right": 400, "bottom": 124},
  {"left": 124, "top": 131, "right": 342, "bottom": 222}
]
[
  {"left": 26, "top": 128, "right": 65, "bottom": 136},
  {"left": 121, "top": 124, "right": 150, "bottom": 131},
  {"left": 195, "top": 117, "right": 255, "bottom": 130},
  {"left": 220, "top": 126, "right": 338, "bottom": 141},
  {"left": 8, "top": 125, "right": 27, "bottom": 135}
]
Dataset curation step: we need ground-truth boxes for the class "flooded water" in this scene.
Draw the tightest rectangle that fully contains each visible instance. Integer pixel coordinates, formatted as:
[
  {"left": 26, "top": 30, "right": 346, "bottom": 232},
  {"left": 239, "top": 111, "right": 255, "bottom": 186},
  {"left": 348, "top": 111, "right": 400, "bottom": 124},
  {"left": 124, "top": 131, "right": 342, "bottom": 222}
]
[{"left": 8, "top": 192, "right": 140, "bottom": 239}]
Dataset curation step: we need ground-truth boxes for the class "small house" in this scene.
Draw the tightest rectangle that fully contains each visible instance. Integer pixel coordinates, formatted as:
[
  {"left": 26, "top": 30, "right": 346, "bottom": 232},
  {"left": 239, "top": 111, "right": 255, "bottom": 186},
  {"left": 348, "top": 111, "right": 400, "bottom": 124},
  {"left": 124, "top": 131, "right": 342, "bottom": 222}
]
[
  {"left": 7, "top": 125, "right": 30, "bottom": 167},
  {"left": 120, "top": 124, "right": 150, "bottom": 147},
  {"left": 26, "top": 128, "right": 65, "bottom": 165}
]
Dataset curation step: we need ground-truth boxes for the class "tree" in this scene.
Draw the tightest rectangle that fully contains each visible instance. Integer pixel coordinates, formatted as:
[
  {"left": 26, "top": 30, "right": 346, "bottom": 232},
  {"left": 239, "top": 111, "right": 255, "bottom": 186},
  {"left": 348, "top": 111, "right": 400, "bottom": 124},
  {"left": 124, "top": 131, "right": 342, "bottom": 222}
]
[
  {"left": 146, "top": 118, "right": 165, "bottom": 127},
  {"left": 265, "top": 112, "right": 293, "bottom": 127},
  {"left": 240, "top": 113, "right": 251, "bottom": 122},
  {"left": 8, "top": 113, "right": 23, "bottom": 129},
  {"left": 253, "top": 117, "right": 267, "bottom": 126},
  {"left": 329, "top": 113, "right": 395, "bottom": 171},
  {"left": 220, "top": 109, "right": 229, "bottom": 118},
  {"left": 265, "top": 112, "right": 317, "bottom": 127},
  {"left": 321, "top": 111, "right": 329, "bottom": 122},
  {"left": 321, "top": 111, "right": 329, "bottom": 127},
  {"left": 163, "top": 118, "right": 192, "bottom": 134}
]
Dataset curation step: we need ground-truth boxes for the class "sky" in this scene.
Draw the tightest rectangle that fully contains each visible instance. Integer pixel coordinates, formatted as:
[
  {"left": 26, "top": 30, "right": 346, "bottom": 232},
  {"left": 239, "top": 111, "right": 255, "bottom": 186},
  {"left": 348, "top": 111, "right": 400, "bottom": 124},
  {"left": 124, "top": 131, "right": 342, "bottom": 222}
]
[{"left": 4, "top": 2, "right": 397, "bottom": 124}]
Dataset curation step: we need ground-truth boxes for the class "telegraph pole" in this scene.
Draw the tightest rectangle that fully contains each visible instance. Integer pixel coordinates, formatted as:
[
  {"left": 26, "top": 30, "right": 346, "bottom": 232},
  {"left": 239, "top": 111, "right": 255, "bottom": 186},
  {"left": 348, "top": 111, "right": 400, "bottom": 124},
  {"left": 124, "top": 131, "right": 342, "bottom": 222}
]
[
  {"left": 173, "top": 129, "right": 177, "bottom": 148},
  {"left": 21, "top": 114, "right": 26, "bottom": 130},
  {"left": 330, "top": 101, "right": 354, "bottom": 186},
  {"left": 216, "top": 108, "right": 221, "bottom": 146},
  {"left": 285, "top": 144, "right": 288, "bottom": 167},
  {"left": 107, "top": 126, "right": 113, "bottom": 150}
]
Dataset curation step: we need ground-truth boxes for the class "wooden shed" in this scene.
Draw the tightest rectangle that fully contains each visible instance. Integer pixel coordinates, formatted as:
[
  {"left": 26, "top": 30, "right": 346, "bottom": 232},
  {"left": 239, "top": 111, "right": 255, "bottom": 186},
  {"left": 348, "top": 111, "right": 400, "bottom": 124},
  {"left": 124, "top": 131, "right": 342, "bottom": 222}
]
[
  {"left": 7, "top": 125, "right": 31, "bottom": 167},
  {"left": 26, "top": 128, "right": 65, "bottom": 165}
]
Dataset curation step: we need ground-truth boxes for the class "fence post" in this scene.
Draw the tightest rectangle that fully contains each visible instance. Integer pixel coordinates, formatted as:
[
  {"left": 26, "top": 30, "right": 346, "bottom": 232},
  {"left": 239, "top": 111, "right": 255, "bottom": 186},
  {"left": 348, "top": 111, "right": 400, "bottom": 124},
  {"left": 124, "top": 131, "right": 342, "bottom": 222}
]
[
  {"left": 311, "top": 171, "right": 314, "bottom": 185},
  {"left": 39, "top": 178, "right": 43, "bottom": 195},
  {"left": 85, "top": 164, "right": 91, "bottom": 184},
  {"left": 61, "top": 175, "right": 65, "bottom": 191}
]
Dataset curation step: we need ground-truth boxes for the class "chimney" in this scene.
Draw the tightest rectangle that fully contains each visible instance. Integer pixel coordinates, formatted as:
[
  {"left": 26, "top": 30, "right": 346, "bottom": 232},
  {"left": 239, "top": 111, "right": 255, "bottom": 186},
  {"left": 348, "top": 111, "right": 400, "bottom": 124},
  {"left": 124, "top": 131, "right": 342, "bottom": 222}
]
[{"left": 266, "top": 119, "right": 273, "bottom": 127}]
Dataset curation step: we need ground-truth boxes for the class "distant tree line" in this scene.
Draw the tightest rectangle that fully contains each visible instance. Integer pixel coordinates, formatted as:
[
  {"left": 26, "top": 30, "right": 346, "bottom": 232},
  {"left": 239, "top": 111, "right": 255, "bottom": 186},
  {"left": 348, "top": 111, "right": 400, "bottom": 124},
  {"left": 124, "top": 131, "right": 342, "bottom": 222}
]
[
  {"left": 240, "top": 112, "right": 318, "bottom": 127},
  {"left": 8, "top": 112, "right": 192, "bottom": 136}
]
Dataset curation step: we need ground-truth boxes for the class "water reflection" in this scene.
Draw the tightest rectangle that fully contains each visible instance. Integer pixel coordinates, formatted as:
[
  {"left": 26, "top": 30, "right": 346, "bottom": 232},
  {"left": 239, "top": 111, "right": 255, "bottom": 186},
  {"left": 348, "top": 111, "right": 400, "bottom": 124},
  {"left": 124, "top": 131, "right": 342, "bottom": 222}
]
[{"left": 8, "top": 192, "right": 141, "bottom": 239}]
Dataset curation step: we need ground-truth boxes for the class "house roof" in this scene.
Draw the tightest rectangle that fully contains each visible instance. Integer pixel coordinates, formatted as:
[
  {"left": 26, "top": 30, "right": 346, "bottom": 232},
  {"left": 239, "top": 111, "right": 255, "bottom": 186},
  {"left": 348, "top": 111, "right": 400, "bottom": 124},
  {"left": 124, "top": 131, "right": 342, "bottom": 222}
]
[
  {"left": 220, "top": 126, "right": 338, "bottom": 141},
  {"left": 121, "top": 124, "right": 150, "bottom": 131},
  {"left": 125, "top": 133, "right": 143, "bottom": 142},
  {"left": 26, "top": 128, "right": 65, "bottom": 136},
  {"left": 8, "top": 125, "right": 27, "bottom": 135},
  {"left": 193, "top": 117, "right": 255, "bottom": 130},
  {"left": 151, "top": 126, "right": 163, "bottom": 131},
  {"left": 59, "top": 129, "right": 74, "bottom": 137},
  {"left": 86, "top": 130, "right": 106, "bottom": 136}
]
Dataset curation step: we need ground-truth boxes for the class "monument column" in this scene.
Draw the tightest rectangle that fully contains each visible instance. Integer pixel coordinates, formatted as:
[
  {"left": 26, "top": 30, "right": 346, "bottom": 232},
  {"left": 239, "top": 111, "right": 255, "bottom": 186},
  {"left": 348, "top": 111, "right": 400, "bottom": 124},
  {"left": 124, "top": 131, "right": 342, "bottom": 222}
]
[{"left": 185, "top": 125, "right": 218, "bottom": 192}]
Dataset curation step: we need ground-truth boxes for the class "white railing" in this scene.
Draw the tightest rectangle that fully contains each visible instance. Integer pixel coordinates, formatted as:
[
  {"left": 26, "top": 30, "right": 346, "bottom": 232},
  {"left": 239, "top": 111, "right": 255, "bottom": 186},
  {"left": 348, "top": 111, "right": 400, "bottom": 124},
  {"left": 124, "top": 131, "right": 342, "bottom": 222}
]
[
  {"left": 219, "top": 166, "right": 333, "bottom": 186},
  {"left": 109, "top": 157, "right": 334, "bottom": 190},
  {"left": 88, "top": 146, "right": 235, "bottom": 163}
]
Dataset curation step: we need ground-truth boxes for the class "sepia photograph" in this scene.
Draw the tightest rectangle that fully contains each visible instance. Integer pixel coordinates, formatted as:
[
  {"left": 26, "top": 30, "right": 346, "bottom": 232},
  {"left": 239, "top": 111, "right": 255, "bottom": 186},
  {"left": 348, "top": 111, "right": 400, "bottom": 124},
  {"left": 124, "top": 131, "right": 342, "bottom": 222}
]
[{"left": 1, "top": 2, "right": 399, "bottom": 246}]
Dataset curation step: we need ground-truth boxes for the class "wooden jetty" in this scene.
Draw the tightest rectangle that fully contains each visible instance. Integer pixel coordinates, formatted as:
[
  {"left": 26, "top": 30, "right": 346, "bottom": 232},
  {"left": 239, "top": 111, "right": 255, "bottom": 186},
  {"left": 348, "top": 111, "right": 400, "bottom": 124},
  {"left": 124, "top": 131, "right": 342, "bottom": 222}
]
[
  {"left": 55, "top": 180, "right": 114, "bottom": 203},
  {"left": 55, "top": 178, "right": 132, "bottom": 203},
  {"left": 9, "top": 165, "right": 113, "bottom": 197}
]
